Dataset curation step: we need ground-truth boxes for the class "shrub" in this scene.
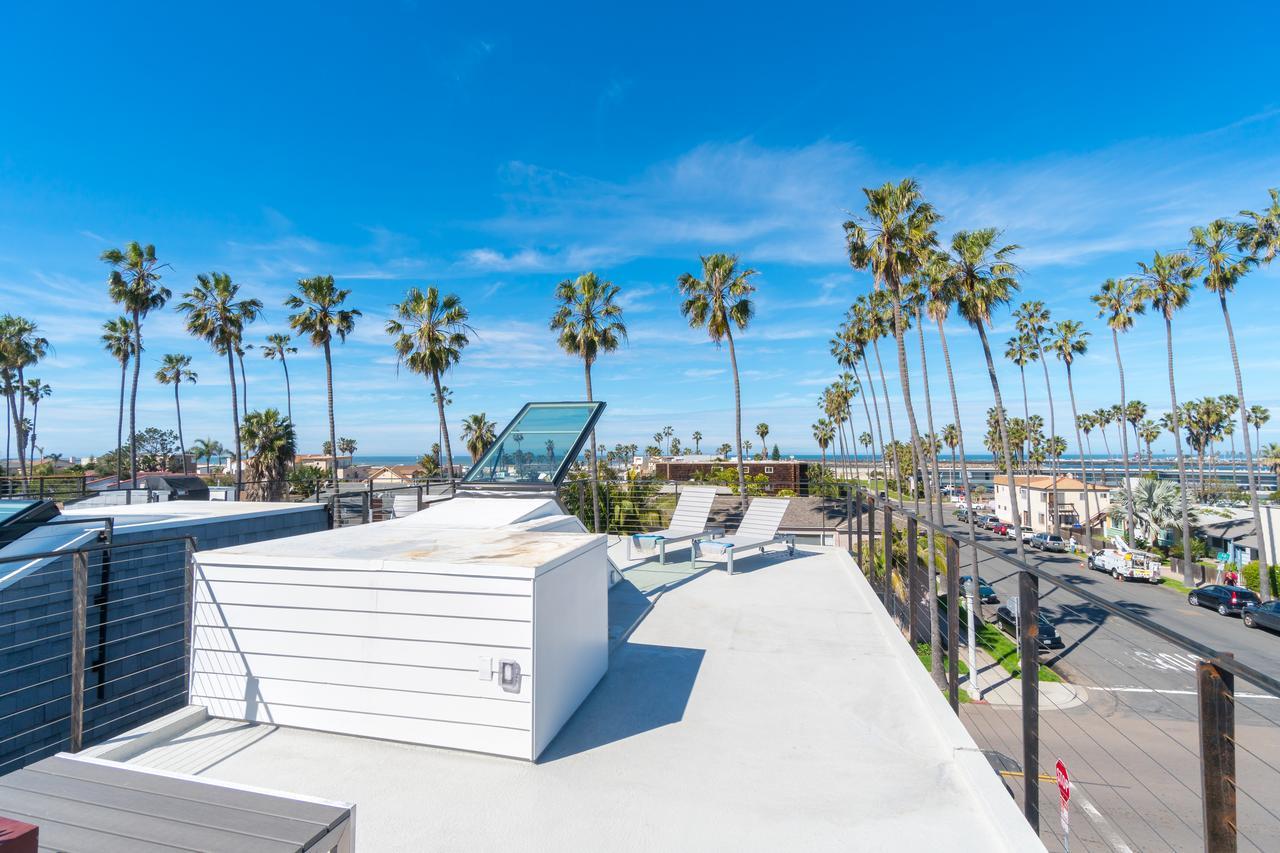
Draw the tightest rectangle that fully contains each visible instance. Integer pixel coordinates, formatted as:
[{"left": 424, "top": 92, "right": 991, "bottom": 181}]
[{"left": 1239, "top": 561, "right": 1280, "bottom": 596}]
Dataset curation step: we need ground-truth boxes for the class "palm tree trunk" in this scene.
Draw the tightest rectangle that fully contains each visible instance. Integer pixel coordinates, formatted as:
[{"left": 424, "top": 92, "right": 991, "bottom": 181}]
[
  {"left": 975, "top": 323, "right": 1026, "bottom": 561},
  {"left": 854, "top": 361, "right": 880, "bottom": 486},
  {"left": 1112, "top": 330, "right": 1135, "bottom": 542},
  {"left": 915, "top": 307, "right": 943, "bottom": 687},
  {"left": 14, "top": 368, "right": 27, "bottom": 483},
  {"left": 130, "top": 310, "right": 141, "bottom": 482},
  {"left": 888, "top": 280, "right": 929, "bottom": 516},
  {"left": 1163, "top": 317, "right": 1194, "bottom": 585},
  {"left": 29, "top": 401, "right": 39, "bottom": 466},
  {"left": 116, "top": 358, "right": 127, "bottom": 486},
  {"left": 323, "top": 339, "right": 338, "bottom": 486},
  {"left": 1018, "top": 365, "right": 1032, "bottom": 530},
  {"left": 282, "top": 355, "right": 293, "bottom": 425},
  {"left": 1222, "top": 295, "right": 1271, "bottom": 598},
  {"left": 936, "top": 319, "right": 984, "bottom": 645},
  {"left": 725, "top": 327, "right": 747, "bottom": 506},
  {"left": 584, "top": 359, "right": 600, "bottom": 533},
  {"left": 174, "top": 380, "right": 187, "bottom": 474},
  {"left": 1064, "top": 365, "right": 1095, "bottom": 557},
  {"left": 1036, "top": 345, "right": 1061, "bottom": 537},
  {"left": 227, "top": 350, "right": 242, "bottom": 497},
  {"left": 870, "top": 340, "right": 899, "bottom": 495},
  {"left": 432, "top": 371, "right": 454, "bottom": 482},
  {"left": 238, "top": 350, "right": 249, "bottom": 418}
]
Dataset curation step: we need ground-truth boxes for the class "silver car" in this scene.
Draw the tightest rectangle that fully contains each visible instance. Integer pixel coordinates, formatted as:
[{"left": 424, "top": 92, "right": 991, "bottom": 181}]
[{"left": 1031, "top": 532, "right": 1067, "bottom": 552}]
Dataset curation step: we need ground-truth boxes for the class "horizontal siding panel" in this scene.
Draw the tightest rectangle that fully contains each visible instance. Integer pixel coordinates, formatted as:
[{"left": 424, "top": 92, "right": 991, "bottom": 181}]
[
  {"left": 192, "top": 648, "right": 531, "bottom": 702},
  {"left": 193, "top": 602, "right": 531, "bottom": 648},
  {"left": 192, "top": 626, "right": 534, "bottom": 672},
  {"left": 200, "top": 697, "right": 532, "bottom": 759},
  {"left": 195, "top": 563, "right": 533, "bottom": 597},
  {"left": 191, "top": 673, "right": 530, "bottom": 729},
  {"left": 197, "top": 579, "right": 531, "bottom": 621}
]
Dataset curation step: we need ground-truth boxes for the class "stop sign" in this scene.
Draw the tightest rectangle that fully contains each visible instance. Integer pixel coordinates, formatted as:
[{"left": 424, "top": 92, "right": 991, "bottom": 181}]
[{"left": 1056, "top": 759, "right": 1070, "bottom": 804}]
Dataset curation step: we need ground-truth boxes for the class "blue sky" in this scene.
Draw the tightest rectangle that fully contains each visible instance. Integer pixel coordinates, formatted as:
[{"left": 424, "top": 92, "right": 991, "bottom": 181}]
[{"left": 2, "top": 2, "right": 1279, "bottom": 458}]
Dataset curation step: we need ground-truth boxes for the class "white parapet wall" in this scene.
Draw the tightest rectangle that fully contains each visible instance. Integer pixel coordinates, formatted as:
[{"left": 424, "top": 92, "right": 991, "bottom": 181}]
[{"left": 191, "top": 517, "right": 609, "bottom": 761}]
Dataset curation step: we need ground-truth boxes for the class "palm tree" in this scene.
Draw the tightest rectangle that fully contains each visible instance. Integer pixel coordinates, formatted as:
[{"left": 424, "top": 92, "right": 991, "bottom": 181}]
[
  {"left": 1014, "top": 301, "right": 1062, "bottom": 535},
  {"left": 941, "top": 423, "right": 959, "bottom": 487},
  {"left": 1240, "top": 188, "right": 1280, "bottom": 263},
  {"left": 0, "top": 316, "right": 50, "bottom": 483},
  {"left": 235, "top": 343, "right": 254, "bottom": 417},
  {"left": 190, "top": 438, "right": 224, "bottom": 473},
  {"left": 550, "top": 272, "right": 627, "bottom": 532},
  {"left": 1262, "top": 442, "right": 1280, "bottom": 477},
  {"left": 240, "top": 409, "right": 296, "bottom": 501},
  {"left": 1249, "top": 405, "right": 1271, "bottom": 451},
  {"left": 461, "top": 414, "right": 496, "bottom": 463},
  {"left": 177, "top": 272, "right": 264, "bottom": 496},
  {"left": 22, "top": 380, "right": 50, "bottom": 466},
  {"left": 755, "top": 423, "right": 770, "bottom": 459},
  {"left": 260, "top": 334, "right": 298, "bottom": 424},
  {"left": 691, "top": 431, "right": 703, "bottom": 454},
  {"left": 813, "top": 419, "right": 835, "bottom": 472},
  {"left": 1091, "top": 277, "right": 1144, "bottom": 542},
  {"left": 1004, "top": 333, "right": 1036, "bottom": 525},
  {"left": 845, "top": 180, "right": 939, "bottom": 521},
  {"left": 1049, "top": 320, "right": 1095, "bottom": 553},
  {"left": 678, "top": 253, "right": 757, "bottom": 504},
  {"left": 288, "top": 276, "right": 360, "bottom": 484},
  {"left": 1135, "top": 250, "right": 1202, "bottom": 584},
  {"left": 1109, "top": 478, "right": 1193, "bottom": 546},
  {"left": 155, "top": 355, "right": 197, "bottom": 473},
  {"left": 1125, "top": 401, "right": 1148, "bottom": 469},
  {"left": 950, "top": 229, "right": 1027, "bottom": 559},
  {"left": 1139, "top": 420, "right": 1161, "bottom": 464},
  {"left": 338, "top": 437, "right": 357, "bottom": 467},
  {"left": 1190, "top": 218, "right": 1271, "bottom": 599},
  {"left": 100, "top": 317, "right": 136, "bottom": 484},
  {"left": 386, "top": 286, "right": 471, "bottom": 483},
  {"left": 102, "top": 242, "right": 170, "bottom": 482}
]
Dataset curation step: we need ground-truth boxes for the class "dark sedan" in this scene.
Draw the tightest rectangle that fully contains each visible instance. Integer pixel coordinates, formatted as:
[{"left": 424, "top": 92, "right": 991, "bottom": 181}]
[
  {"left": 960, "top": 575, "right": 999, "bottom": 603},
  {"left": 994, "top": 604, "right": 1065, "bottom": 649},
  {"left": 1244, "top": 601, "right": 1280, "bottom": 632},
  {"left": 1187, "top": 584, "right": 1260, "bottom": 617}
]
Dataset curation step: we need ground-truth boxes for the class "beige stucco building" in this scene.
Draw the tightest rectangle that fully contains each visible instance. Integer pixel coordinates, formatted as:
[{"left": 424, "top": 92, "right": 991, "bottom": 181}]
[{"left": 993, "top": 475, "right": 1111, "bottom": 533}]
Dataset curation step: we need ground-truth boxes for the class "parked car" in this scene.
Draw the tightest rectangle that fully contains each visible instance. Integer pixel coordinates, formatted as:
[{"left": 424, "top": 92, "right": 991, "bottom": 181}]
[
  {"left": 979, "top": 514, "right": 1001, "bottom": 530},
  {"left": 1243, "top": 601, "right": 1280, "bottom": 631},
  {"left": 994, "top": 604, "right": 1065, "bottom": 649},
  {"left": 1031, "top": 532, "right": 1067, "bottom": 552},
  {"left": 960, "top": 575, "right": 999, "bottom": 603},
  {"left": 1188, "top": 585, "right": 1260, "bottom": 617},
  {"left": 993, "top": 522, "right": 1009, "bottom": 537},
  {"left": 955, "top": 507, "right": 970, "bottom": 522}
]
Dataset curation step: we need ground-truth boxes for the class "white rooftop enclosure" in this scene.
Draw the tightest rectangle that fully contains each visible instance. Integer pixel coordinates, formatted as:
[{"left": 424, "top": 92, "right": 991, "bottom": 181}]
[{"left": 191, "top": 514, "right": 609, "bottom": 761}]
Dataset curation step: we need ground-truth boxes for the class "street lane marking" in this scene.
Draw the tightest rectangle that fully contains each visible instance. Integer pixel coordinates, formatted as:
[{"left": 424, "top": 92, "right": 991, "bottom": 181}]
[
  {"left": 1080, "top": 797, "right": 1134, "bottom": 853},
  {"left": 1132, "top": 650, "right": 1200, "bottom": 672},
  {"left": 1094, "top": 686, "right": 1280, "bottom": 700}
]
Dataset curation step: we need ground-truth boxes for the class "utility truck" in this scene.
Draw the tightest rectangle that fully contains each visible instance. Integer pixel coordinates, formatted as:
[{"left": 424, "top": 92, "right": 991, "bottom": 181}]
[{"left": 1088, "top": 537, "right": 1163, "bottom": 583}]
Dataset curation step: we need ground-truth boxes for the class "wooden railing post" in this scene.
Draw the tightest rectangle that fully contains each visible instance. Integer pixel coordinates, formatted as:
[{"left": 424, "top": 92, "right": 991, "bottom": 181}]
[
  {"left": 69, "top": 551, "right": 88, "bottom": 752},
  {"left": 1199, "top": 656, "right": 1237, "bottom": 852}
]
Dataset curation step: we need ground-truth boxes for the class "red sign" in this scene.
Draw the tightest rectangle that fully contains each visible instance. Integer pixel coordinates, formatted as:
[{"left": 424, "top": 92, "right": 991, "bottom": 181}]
[{"left": 1056, "top": 759, "right": 1071, "bottom": 805}]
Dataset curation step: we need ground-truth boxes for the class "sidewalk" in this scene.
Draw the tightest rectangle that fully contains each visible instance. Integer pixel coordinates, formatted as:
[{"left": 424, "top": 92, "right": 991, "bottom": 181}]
[{"left": 962, "top": 644, "right": 1088, "bottom": 710}]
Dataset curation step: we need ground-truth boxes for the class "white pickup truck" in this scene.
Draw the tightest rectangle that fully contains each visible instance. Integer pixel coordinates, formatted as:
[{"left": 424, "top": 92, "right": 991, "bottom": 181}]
[{"left": 1088, "top": 537, "right": 1163, "bottom": 583}]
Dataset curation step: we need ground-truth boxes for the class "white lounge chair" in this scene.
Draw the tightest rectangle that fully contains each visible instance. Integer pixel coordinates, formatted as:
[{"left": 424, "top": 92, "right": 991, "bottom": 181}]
[
  {"left": 691, "top": 497, "right": 795, "bottom": 575},
  {"left": 626, "top": 485, "right": 721, "bottom": 565}
]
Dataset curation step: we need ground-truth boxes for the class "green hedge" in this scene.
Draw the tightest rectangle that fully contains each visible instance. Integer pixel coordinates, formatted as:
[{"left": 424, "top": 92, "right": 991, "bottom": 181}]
[{"left": 1240, "top": 561, "right": 1280, "bottom": 596}]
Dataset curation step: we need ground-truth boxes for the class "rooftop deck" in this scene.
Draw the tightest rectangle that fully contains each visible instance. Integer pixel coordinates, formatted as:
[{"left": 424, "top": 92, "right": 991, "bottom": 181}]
[{"left": 103, "top": 545, "right": 1039, "bottom": 851}]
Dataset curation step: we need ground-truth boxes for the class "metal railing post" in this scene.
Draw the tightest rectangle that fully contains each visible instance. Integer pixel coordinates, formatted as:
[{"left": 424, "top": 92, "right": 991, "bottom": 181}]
[
  {"left": 882, "top": 502, "right": 893, "bottom": 614},
  {"left": 70, "top": 550, "right": 88, "bottom": 753},
  {"left": 1199, "top": 656, "right": 1237, "bottom": 852},
  {"left": 183, "top": 538, "right": 196, "bottom": 704},
  {"left": 867, "top": 496, "right": 877, "bottom": 589},
  {"left": 854, "top": 487, "right": 862, "bottom": 560},
  {"left": 906, "top": 516, "right": 919, "bottom": 644},
  {"left": 1018, "top": 569, "right": 1040, "bottom": 832},
  {"left": 367, "top": 481, "right": 375, "bottom": 523},
  {"left": 417, "top": 484, "right": 424, "bottom": 512},
  {"left": 946, "top": 535, "right": 960, "bottom": 713}
]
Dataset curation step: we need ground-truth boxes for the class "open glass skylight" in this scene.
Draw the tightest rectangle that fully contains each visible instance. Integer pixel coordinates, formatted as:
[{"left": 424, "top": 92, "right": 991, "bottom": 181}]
[{"left": 461, "top": 401, "right": 605, "bottom": 488}]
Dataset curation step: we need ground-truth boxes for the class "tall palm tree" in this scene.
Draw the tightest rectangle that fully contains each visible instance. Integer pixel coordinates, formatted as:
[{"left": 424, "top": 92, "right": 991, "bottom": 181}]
[
  {"left": 1004, "top": 333, "right": 1036, "bottom": 526},
  {"left": 177, "top": 272, "right": 264, "bottom": 496},
  {"left": 950, "top": 229, "right": 1026, "bottom": 559},
  {"left": 190, "top": 437, "right": 224, "bottom": 473},
  {"left": 155, "top": 354, "right": 197, "bottom": 474},
  {"left": 338, "top": 437, "right": 357, "bottom": 467},
  {"left": 1135, "top": 250, "right": 1202, "bottom": 584},
  {"left": 240, "top": 409, "right": 296, "bottom": 502},
  {"left": 0, "top": 316, "right": 50, "bottom": 483},
  {"left": 1239, "top": 188, "right": 1280, "bottom": 264},
  {"left": 1049, "top": 320, "right": 1094, "bottom": 554},
  {"left": 461, "top": 413, "right": 496, "bottom": 463},
  {"left": 550, "top": 272, "right": 627, "bottom": 531},
  {"left": 813, "top": 419, "right": 835, "bottom": 471},
  {"left": 260, "top": 333, "right": 298, "bottom": 424},
  {"left": 691, "top": 431, "right": 703, "bottom": 454},
  {"left": 235, "top": 343, "right": 254, "bottom": 418},
  {"left": 846, "top": 299, "right": 890, "bottom": 483},
  {"left": 1191, "top": 218, "right": 1270, "bottom": 597},
  {"left": 102, "top": 242, "right": 170, "bottom": 483},
  {"left": 1125, "top": 400, "right": 1148, "bottom": 470},
  {"left": 1139, "top": 420, "right": 1161, "bottom": 464},
  {"left": 1249, "top": 405, "right": 1271, "bottom": 451},
  {"left": 678, "top": 253, "right": 757, "bottom": 504},
  {"left": 287, "top": 275, "right": 360, "bottom": 484},
  {"left": 942, "top": 423, "right": 959, "bottom": 487},
  {"left": 1014, "top": 301, "right": 1062, "bottom": 535},
  {"left": 1091, "top": 277, "right": 1144, "bottom": 542},
  {"left": 386, "top": 286, "right": 471, "bottom": 483},
  {"left": 22, "top": 379, "right": 50, "bottom": 466},
  {"left": 100, "top": 317, "right": 136, "bottom": 484},
  {"left": 755, "top": 423, "right": 770, "bottom": 459}
]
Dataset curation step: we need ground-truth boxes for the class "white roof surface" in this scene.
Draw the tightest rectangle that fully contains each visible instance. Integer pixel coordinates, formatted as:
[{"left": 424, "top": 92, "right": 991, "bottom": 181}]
[{"left": 123, "top": 546, "right": 1042, "bottom": 851}]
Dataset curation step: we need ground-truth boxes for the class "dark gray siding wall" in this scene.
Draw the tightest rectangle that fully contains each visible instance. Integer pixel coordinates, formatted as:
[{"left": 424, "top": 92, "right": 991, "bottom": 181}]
[{"left": 0, "top": 505, "right": 327, "bottom": 774}]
